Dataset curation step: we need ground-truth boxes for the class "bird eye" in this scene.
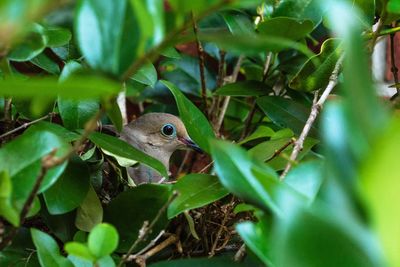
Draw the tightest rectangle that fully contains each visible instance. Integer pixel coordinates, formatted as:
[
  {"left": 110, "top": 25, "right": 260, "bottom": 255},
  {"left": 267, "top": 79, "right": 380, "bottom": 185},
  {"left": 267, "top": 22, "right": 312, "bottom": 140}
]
[{"left": 161, "top": 123, "right": 176, "bottom": 137}]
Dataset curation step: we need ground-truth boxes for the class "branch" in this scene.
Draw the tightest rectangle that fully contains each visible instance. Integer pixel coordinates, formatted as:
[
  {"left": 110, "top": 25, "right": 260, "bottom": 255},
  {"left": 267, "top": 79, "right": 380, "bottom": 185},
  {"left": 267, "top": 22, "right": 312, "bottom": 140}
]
[
  {"left": 192, "top": 11, "right": 208, "bottom": 113},
  {"left": 0, "top": 112, "right": 55, "bottom": 140},
  {"left": 214, "top": 55, "right": 244, "bottom": 133},
  {"left": 280, "top": 54, "right": 345, "bottom": 180},
  {"left": 118, "top": 191, "right": 179, "bottom": 267}
]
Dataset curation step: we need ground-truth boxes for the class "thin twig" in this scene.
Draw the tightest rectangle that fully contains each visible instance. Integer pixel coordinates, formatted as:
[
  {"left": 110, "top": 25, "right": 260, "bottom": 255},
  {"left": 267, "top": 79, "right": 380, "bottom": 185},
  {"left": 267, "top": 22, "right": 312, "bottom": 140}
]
[
  {"left": 135, "top": 234, "right": 179, "bottom": 265},
  {"left": 215, "top": 56, "right": 244, "bottom": 133},
  {"left": 208, "top": 196, "right": 234, "bottom": 257},
  {"left": 266, "top": 138, "right": 296, "bottom": 162},
  {"left": 239, "top": 98, "right": 257, "bottom": 140},
  {"left": 192, "top": 11, "right": 208, "bottom": 113},
  {"left": 369, "top": 18, "right": 384, "bottom": 52},
  {"left": 128, "top": 230, "right": 165, "bottom": 260},
  {"left": 0, "top": 112, "right": 55, "bottom": 140},
  {"left": 234, "top": 243, "right": 246, "bottom": 262},
  {"left": 199, "top": 160, "right": 214, "bottom": 174},
  {"left": 390, "top": 27, "right": 400, "bottom": 100},
  {"left": 118, "top": 191, "right": 179, "bottom": 267},
  {"left": 262, "top": 52, "right": 273, "bottom": 83},
  {"left": 280, "top": 54, "right": 345, "bottom": 179}
]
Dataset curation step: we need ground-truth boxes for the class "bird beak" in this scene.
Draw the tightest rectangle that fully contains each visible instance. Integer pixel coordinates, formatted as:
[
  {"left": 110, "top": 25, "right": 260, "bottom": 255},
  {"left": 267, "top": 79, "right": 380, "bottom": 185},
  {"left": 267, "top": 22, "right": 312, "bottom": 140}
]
[{"left": 179, "top": 137, "right": 204, "bottom": 154}]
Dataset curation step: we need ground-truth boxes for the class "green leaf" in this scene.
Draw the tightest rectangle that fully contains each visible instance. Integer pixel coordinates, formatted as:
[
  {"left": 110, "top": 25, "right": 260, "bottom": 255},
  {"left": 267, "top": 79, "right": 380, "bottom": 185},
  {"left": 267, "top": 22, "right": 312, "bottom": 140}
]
[
  {"left": 221, "top": 10, "right": 255, "bottom": 36},
  {"left": 31, "top": 228, "right": 74, "bottom": 267},
  {"left": 258, "top": 17, "right": 314, "bottom": 41},
  {"left": 273, "top": 204, "right": 384, "bottom": 267},
  {"left": 106, "top": 100, "right": 123, "bottom": 132},
  {"left": 215, "top": 81, "right": 269, "bottom": 96},
  {"left": 168, "top": 174, "right": 229, "bottom": 218},
  {"left": 237, "top": 219, "right": 272, "bottom": 266},
  {"left": 31, "top": 52, "right": 60, "bottom": 74},
  {"left": 249, "top": 137, "right": 293, "bottom": 162},
  {"left": 28, "top": 121, "right": 81, "bottom": 142},
  {"left": 0, "top": 228, "right": 41, "bottom": 266},
  {"left": 272, "top": 0, "right": 322, "bottom": 27},
  {"left": 161, "top": 47, "right": 181, "bottom": 59},
  {"left": 43, "top": 156, "right": 90, "bottom": 215},
  {"left": 0, "top": 76, "right": 121, "bottom": 99},
  {"left": 0, "top": 171, "right": 19, "bottom": 226},
  {"left": 210, "top": 140, "right": 283, "bottom": 214},
  {"left": 75, "top": 0, "right": 142, "bottom": 76},
  {"left": 199, "top": 32, "right": 315, "bottom": 56},
  {"left": 256, "top": 96, "right": 318, "bottom": 137},
  {"left": 161, "top": 80, "right": 215, "bottom": 153},
  {"left": 8, "top": 24, "right": 47, "bottom": 62},
  {"left": 75, "top": 185, "right": 103, "bottom": 232},
  {"left": 290, "top": 38, "right": 342, "bottom": 92},
  {"left": 65, "top": 242, "right": 95, "bottom": 262},
  {"left": 58, "top": 99, "right": 99, "bottom": 130},
  {"left": 360, "top": 118, "right": 400, "bottom": 267},
  {"left": 131, "top": 61, "right": 158, "bottom": 87},
  {"left": 104, "top": 184, "right": 171, "bottom": 252},
  {"left": 238, "top": 126, "right": 275, "bottom": 145},
  {"left": 88, "top": 223, "right": 119, "bottom": 258},
  {"left": 0, "top": 128, "right": 69, "bottom": 224},
  {"left": 88, "top": 132, "right": 168, "bottom": 177},
  {"left": 44, "top": 26, "right": 72, "bottom": 47},
  {"left": 284, "top": 160, "right": 324, "bottom": 204}
]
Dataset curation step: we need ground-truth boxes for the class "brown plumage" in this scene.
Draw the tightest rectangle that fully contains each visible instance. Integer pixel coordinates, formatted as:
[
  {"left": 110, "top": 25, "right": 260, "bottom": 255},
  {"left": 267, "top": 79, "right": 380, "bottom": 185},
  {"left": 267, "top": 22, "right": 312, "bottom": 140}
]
[{"left": 119, "top": 113, "right": 202, "bottom": 185}]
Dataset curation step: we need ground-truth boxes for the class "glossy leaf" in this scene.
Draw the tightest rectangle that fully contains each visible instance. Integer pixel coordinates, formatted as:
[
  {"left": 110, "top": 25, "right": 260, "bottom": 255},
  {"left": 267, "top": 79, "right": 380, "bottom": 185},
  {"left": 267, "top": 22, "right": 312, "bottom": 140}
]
[
  {"left": 75, "top": 185, "right": 103, "bottom": 232},
  {"left": 106, "top": 100, "right": 123, "bottom": 133},
  {"left": 65, "top": 242, "right": 95, "bottom": 262},
  {"left": 237, "top": 219, "right": 272, "bottom": 266},
  {"left": 0, "top": 171, "right": 19, "bottom": 226},
  {"left": 43, "top": 157, "right": 90, "bottom": 215},
  {"left": 210, "top": 140, "right": 282, "bottom": 214},
  {"left": 161, "top": 80, "right": 215, "bottom": 153},
  {"left": 131, "top": 61, "right": 158, "bottom": 87},
  {"left": 88, "top": 132, "right": 168, "bottom": 177},
  {"left": 284, "top": 160, "right": 324, "bottom": 204},
  {"left": 75, "top": 0, "right": 142, "bottom": 76},
  {"left": 272, "top": 0, "right": 322, "bottom": 27},
  {"left": 8, "top": 24, "right": 47, "bottom": 62},
  {"left": 258, "top": 17, "right": 314, "bottom": 41},
  {"left": 168, "top": 174, "right": 229, "bottom": 218},
  {"left": 28, "top": 121, "right": 80, "bottom": 142},
  {"left": 257, "top": 96, "right": 318, "bottom": 137},
  {"left": 58, "top": 99, "right": 99, "bottom": 130},
  {"left": 104, "top": 184, "right": 171, "bottom": 252},
  {"left": 0, "top": 129, "right": 69, "bottom": 224},
  {"left": 215, "top": 81, "right": 269, "bottom": 96},
  {"left": 88, "top": 223, "right": 119, "bottom": 258},
  {"left": 31, "top": 228, "right": 74, "bottom": 267},
  {"left": 31, "top": 52, "right": 60, "bottom": 74},
  {"left": 290, "top": 38, "right": 342, "bottom": 92},
  {"left": 44, "top": 26, "right": 72, "bottom": 47},
  {"left": 249, "top": 137, "right": 293, "bottom": 162}
]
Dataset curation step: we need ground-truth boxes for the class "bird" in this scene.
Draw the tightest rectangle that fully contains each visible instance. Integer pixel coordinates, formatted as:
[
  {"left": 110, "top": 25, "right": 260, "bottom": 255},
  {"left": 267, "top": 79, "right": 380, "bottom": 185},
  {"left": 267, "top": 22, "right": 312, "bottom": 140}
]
[{"left": 119, "top": 113, "right": 203, "bottom": 185}]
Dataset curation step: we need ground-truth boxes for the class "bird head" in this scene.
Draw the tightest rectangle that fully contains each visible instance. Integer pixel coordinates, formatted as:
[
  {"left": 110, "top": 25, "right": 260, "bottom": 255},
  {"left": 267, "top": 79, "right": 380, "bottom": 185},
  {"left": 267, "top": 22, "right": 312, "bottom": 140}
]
[{"left": 122, "top": 113, "right": 203, "bottom": 155}]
